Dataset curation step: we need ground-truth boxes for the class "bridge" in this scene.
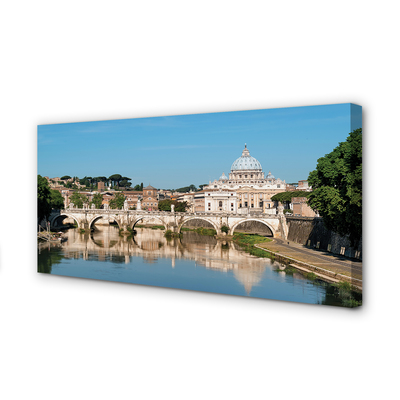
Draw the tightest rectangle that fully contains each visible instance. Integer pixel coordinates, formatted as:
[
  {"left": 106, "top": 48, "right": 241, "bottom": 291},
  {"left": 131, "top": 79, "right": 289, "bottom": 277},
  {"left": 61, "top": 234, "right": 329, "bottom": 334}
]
[{"left": 51, "top": 207, "right": 288, "bottom": 238}]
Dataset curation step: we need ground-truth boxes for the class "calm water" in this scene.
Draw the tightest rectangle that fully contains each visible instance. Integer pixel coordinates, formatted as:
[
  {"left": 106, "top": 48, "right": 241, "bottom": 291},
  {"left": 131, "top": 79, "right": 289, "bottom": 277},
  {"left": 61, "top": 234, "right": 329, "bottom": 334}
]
[{"left": 38, "top": 225, "right": 349, "bottom": 306}]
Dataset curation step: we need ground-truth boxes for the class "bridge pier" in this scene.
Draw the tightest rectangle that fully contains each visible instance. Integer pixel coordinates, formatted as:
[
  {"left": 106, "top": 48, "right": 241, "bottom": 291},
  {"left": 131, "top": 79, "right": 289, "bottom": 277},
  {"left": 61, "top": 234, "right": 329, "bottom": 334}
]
[
  {"left": 120, "top": 224, "right": 131, "bottom": 235},
  {"left": 169, "top": 224, "right": 178, "bottom": 233},
  {"left": 80, "top": 220, "right": 90, "bottom": 231}
]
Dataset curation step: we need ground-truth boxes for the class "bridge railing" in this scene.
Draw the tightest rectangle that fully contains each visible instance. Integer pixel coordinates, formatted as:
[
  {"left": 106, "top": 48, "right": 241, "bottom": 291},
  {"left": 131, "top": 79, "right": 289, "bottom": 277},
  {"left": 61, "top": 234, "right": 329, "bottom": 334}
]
[{"left": 63, "top": 208, "right": 281, "bottom": 218}]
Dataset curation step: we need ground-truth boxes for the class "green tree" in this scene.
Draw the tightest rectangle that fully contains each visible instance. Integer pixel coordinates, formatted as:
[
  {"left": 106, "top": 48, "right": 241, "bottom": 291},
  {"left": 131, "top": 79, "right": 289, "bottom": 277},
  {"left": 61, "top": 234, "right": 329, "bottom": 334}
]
[
  {"left": 61, "top": 175, "right": 71, "bottom": 180},
  {"left": 69, "top": 192, "right": 88, "bottom": 208},
  {"left": 38, "top": 175, "right": 52, "bottom": 222},
  {"left": 158, "top": 199, "right": 173, "bottom": 211},
  {"left": 175, "top": 186, "right": 190, "bottom": 193},
  {"left": 109, "top": 174, "right": 122, "bottom": 188},
  {"left": 109, "top": 192, "right": 125, "bottom": 209},
  {"left": 175, "top": 185, "right": 197, "bottom": 193},
  {"left": 158, "top": 199, "right": 189, "bottom": 212},
  {"left": 175, "top": 201, "right": 189, "bottom": 212},
  {"left": 91, "top": 193, "right": 103, "bottom": 209},
  {"left": 133, "top": 184, "right": 142, "bottom": 191},
  {"left": 120, "top": 178, "right": 132, "bottom": 188},
  {"left": 307, "top": 128, "right": 362, "bottom": 246},
  {"left": 50, "top": 189, "right": 64, "bottom": 209}
]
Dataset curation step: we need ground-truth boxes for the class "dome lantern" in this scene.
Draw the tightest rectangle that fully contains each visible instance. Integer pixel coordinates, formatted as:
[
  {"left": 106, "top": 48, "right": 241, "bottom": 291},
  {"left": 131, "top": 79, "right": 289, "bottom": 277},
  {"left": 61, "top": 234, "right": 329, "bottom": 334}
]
[{"left": 230, "top": 145, "right": 262, "bottom": 171}]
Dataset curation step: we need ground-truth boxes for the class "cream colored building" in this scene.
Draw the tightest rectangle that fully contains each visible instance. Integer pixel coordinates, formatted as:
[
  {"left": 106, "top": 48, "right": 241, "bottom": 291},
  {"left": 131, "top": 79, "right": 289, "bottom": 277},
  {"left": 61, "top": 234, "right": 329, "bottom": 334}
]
[
  {"left": 204, "top": 145, "right": 287, "bottom": 213},
  {"left": 203, "top": 189, "right": 238, "bottom": 213}
]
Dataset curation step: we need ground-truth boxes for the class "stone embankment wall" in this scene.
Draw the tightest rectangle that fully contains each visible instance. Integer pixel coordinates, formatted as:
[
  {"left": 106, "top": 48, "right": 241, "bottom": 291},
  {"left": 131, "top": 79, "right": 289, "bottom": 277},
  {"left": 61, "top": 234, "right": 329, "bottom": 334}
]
[{"left": 286, "top": 217, "right": 362, "bottom": 260}]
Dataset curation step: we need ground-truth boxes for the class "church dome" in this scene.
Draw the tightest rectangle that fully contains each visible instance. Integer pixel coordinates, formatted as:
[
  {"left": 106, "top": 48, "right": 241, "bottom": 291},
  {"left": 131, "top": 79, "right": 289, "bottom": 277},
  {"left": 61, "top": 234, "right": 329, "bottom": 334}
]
[
  {"left": 266, "top": 171, "right": 275, "bottom": 179},
  {"left": 231, "top": 144, "right": 262, "bottom": 171},
  {"left": 219, "top": 172, "right": 228, "bottom": 181}
]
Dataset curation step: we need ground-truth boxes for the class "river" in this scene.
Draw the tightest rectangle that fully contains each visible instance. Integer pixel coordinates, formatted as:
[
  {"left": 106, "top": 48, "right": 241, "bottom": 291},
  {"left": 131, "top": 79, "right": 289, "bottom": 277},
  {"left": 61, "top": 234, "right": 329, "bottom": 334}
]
[{"left": 37, "top": 225, "right": 356, "bottom": 306}]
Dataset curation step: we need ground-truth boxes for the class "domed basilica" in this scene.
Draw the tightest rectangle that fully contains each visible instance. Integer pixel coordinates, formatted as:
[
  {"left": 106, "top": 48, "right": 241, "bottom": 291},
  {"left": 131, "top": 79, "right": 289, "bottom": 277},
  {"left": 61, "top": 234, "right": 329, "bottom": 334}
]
[{"left": 202, "top": 145, "right": 287, "bottom": 212}]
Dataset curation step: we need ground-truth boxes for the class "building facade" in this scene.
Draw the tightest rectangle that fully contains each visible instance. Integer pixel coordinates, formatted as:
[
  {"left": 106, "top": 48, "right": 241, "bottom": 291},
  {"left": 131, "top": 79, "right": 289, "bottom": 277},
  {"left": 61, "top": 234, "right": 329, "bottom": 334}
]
[
  {"left": 204, "top": 145, "right": 287, "bottom": 213},
  {"left": 292, "top": 197, "right": 318, "bottom": 217},
  {"left": 142, "top": 185, "right": 158, "bottom": 211},
  {"left": 203, "top": 190, "right": 238, "bottom": 213}
]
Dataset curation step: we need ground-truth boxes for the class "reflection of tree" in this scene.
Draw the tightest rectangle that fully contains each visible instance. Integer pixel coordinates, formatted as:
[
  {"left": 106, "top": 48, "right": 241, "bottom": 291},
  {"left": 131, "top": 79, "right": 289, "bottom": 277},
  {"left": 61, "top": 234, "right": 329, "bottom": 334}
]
[{"left": 37, "top": 247, "right": 64, "bottom": 274}]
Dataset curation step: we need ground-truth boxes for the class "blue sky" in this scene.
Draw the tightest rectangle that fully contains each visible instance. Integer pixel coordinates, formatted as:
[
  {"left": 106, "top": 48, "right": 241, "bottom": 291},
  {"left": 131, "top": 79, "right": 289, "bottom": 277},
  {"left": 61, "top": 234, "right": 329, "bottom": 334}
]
[{"left": 37, "top": 103, "right": 361, "bottom": 189}]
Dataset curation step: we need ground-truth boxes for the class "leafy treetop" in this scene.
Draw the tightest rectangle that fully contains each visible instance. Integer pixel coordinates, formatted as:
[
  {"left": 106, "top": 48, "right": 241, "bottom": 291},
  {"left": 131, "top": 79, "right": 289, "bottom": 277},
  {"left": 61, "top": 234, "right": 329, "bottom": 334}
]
[
  {"left": 38, "top": 175, "right": 52, "bottom": 222},
  {"left": 109, "top": 192, "right": 125, "bottom": 209},
  {"left": 158, "top": 199, "right": 189, "bottom": 212},
  {"left": 69, "top": 192, "right": 88, "bottom": 209},
  {"left": 91, "top": 193, "right": 103, "bottom": 209},
  {"left": 307, "top": 128, "right": 362, "bottom": 246}
]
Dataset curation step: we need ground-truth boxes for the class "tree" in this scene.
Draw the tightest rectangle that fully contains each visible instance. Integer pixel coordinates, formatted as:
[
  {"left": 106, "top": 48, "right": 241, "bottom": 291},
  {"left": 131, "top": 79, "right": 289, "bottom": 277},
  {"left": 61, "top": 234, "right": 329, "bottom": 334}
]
[
  {"left": 69, "top": 192, "right": 88, "bottom": 209},
  {"left": 109, "top": 192, "right": 125, "bottom": 209},
  {"left": 91, "top": 193, "right": 103, "bottom": 209},
  {"left": 307, "top": 128, "right": 362, "bottom": 246},
  {"left": 38, "top": 175, "right": 52, "bottom": 222},
  {"left": 175, "top": 201, "right": 189, "bottom": 212},
  {"left": 61, "top": 175, "right": 71, "bottom": 180},
  {"left": 50, "top": 189, "right": 64, "bottom": 210},
  {"left": 120, "top": 178, "right": 132, "bottom": 188},
  {"left": 109, "top": 174, "right": 122, "bottom": 188},
  {"left": 175, "top": 186, "right": 190, "bottom": 193},
  {"left": 158, "top": 199, "right": 172, "bottom": 211},
  {"left": 132, "top": 184, "right": 142, "bottom": 191},
  {"left": 158, "top": 199, "right": 189, "bottom": 212}
]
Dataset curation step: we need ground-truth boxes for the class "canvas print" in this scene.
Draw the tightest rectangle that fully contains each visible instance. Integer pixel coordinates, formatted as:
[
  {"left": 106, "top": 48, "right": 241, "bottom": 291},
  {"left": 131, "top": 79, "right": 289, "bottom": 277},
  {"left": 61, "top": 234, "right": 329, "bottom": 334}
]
[{"left": 37, "top": 103, "right": 362, "bottom": 307}]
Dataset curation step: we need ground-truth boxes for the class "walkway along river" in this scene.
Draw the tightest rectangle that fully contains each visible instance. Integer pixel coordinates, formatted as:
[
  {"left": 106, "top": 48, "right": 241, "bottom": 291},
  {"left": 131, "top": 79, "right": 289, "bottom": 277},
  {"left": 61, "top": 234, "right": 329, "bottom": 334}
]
[{"left": 37, "top": 225, "right": 362, "bottom": 307}]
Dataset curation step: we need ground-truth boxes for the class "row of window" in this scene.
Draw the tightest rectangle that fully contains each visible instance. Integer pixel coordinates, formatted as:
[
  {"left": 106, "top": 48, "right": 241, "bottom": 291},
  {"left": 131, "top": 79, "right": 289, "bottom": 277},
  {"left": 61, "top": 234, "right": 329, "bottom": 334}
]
[
  {"left": 207, "top": 193, "right": 234, "bottom": 196},
  {"left": 239, "top": 202, "right": 263, "bottom": 208},
  {"left": 239, "top": 193, "right": 275, "bottom": 199}
]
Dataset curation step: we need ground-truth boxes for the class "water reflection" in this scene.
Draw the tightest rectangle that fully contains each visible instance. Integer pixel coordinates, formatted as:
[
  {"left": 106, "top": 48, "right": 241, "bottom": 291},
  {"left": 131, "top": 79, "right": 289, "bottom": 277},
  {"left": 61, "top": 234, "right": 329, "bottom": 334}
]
[
  {"left": 40, "top": 226, "right": 274, "bottom": 294},
  {"left": 38, "top": 225, "right": 356, "bottom": 306}
]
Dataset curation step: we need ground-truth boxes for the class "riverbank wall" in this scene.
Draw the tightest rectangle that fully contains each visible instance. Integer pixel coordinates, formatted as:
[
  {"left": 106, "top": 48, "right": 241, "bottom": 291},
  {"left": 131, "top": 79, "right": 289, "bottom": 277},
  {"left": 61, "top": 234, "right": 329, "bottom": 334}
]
[{"left": 286, "top": 216, "right": 362, "bottom": 260}]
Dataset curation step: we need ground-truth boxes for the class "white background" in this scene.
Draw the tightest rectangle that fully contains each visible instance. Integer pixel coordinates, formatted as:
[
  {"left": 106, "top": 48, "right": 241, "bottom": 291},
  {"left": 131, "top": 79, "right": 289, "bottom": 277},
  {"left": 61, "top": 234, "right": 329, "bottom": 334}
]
[{"left": 0, "top": 1, "right": 398, "bottom": 399}]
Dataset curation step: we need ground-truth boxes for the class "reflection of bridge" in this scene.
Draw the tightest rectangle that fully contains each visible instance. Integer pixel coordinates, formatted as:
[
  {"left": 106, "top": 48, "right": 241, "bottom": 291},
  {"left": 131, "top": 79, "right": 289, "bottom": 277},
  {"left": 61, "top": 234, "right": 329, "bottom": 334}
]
[
  {"left": 44, "top": 227, "right": 298, "bottom": 295},
  {"left": 53, "top": 208, "right": 288, "bottom": 238}
]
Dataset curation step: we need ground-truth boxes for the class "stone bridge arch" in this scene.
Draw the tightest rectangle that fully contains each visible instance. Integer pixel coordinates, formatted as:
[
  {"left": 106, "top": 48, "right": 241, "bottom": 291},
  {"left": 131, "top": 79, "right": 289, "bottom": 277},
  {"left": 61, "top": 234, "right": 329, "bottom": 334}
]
[
  {"left": 88, "top": 214, "right": 116, "bottom": 230},
  {"left": 52, "top": 212, "right": 80, "bottom": 229},
  {"left": 130, "top": 215, "right": 167, "bottom": 230},
  {"left": 178, "top": 216, "right": 219, "bottom": 234},
  {"left": 230, "top": 218, "right": 275, "bottom": 237}
]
